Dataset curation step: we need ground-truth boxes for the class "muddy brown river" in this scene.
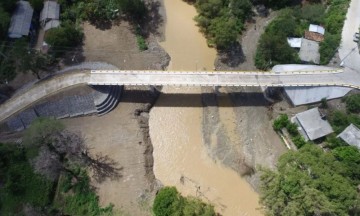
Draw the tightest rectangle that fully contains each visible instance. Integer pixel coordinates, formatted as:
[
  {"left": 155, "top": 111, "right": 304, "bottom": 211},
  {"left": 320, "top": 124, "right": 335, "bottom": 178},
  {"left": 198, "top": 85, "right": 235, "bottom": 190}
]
[{"left": 149, "top": 0, "right": 262, "bottom": 215}]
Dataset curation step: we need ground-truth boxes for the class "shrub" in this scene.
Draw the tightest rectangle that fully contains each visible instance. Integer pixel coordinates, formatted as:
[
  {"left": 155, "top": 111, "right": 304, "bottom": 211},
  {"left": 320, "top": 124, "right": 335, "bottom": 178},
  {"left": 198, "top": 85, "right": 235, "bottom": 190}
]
[
  {"left": 291, "top": 135, "right": 307, "bottom": 148},
  {"left": 344, "top": 94, "right": 360, "bottom": 113},
  {"left": 286, "top": 122, "right": 299, "bottom": 137},
  {"left": 320, "top": 98, "right": 328, "bottom": 109},
  {"left": 273, "top": 114, "right": 289, "bottom": 131},
  {"left": 45, "top": 22, "right": 83, "bottom": 50},
  {"left": 153, "top": 187, "right": 184, "bottom": 216},
  {"left": 153, "top": 187, "right": 215, "bottom": 216}
]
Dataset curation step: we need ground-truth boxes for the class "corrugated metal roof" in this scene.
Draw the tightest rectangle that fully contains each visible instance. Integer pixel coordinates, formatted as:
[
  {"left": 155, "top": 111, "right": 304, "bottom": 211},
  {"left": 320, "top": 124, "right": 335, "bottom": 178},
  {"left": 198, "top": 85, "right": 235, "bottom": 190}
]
[
  {"left": 271, "top": 65, "right": 352, "bottom": 106},
  {"left": 44, "top": 20, "right": 60, "bottom": 31},
  {"left": 40, "top": 1, "right": 60, "bottom": 21},
  {"left": 309, "top": 24, "right": 325, "bottom": 35},
  {"left": 337, "top": 124, "right": 360, "bottom": 149},
  {"left": 8, "top": 1, "right": 34, "bottom": 38},
  {"left": 295, "top": 107, "right": 333, "bottom": 140},
  {"left": 287, "top": 37, "right": 302, "bottom": 48}
]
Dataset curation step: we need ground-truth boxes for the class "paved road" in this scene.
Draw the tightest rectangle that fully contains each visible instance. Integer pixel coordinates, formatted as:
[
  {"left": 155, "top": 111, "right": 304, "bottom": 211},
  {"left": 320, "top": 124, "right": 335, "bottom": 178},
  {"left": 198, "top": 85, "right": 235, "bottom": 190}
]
[
  {"left": 339, "top": 0, "right": 360, "bottom": 71},
  {"left": 89, "top": 69, "right": 351, "bottom": 87},
  {"left": 0, "top": 72, "right": 90, "bottom": 122}
]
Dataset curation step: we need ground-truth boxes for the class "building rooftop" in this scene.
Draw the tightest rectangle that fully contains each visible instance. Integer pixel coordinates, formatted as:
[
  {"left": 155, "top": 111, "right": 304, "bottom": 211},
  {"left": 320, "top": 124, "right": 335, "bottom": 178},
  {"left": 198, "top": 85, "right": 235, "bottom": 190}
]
[
  {"left": 337, "top": 124, "right": 360, "bottom": 149},
  {"left": 8, "top": 1, "right": 34, "bottom": 38},
  {"left": 40, "top": 1, "right": 60, "bottom": 21},
  {"left": 299, "top": 38, "right": 320, "bottom": 64},
  {"left": 271, "top": 65, "right": 352, "bottom": 106},
  {"left": 294, "top": 107, "right": 333, "bottom": 140},
  {"left": 44, "top": 20, "right": 60, "bottom": 31},
  {"left": 287, "top": 37, "right": 302, "bottom": 48},
  {"left": 309, "top": 24, "right": 325, "bottom": 35}
]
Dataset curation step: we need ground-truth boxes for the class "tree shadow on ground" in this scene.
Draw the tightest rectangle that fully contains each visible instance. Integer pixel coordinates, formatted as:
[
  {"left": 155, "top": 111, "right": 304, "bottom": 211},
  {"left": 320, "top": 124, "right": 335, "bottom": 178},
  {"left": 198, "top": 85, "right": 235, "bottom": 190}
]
[
  {"left": 86, "top": 153, "right": 123, "bottom": 183},
  {"left": 217, "top": 42, "right": 246, "bottom": 67},
  {"left": 125, "top": 0, "right": 164, "bottom": 39},
  {"left": 89, "top": 19, "right": 114, "bottom": 31}
]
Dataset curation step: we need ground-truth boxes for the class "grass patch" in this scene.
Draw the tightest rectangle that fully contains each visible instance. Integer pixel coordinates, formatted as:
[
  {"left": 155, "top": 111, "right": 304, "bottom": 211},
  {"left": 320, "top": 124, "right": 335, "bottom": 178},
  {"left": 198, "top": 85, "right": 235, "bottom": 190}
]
[{"left": 136, "top": 27, "right": 148, "bottom": 51}]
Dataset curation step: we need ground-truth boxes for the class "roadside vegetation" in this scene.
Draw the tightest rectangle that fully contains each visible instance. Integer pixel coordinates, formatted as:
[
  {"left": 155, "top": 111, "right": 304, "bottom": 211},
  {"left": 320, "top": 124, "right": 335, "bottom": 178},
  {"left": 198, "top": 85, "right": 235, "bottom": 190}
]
[
  {"left": 0, "top": 118, "right": 118, "bottom": 215},
  {"left": 153, "top": 186, "right": 216, "bottom": 216},
  {"left": 255, "top": 0, "right": 351, "bottom": 69}
]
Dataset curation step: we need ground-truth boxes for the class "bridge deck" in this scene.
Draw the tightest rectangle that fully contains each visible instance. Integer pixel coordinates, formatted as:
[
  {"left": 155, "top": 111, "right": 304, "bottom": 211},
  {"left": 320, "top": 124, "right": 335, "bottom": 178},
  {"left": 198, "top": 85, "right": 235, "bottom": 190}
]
[{"left": 89, "top": 69, "right": 357, "bottom": 88}]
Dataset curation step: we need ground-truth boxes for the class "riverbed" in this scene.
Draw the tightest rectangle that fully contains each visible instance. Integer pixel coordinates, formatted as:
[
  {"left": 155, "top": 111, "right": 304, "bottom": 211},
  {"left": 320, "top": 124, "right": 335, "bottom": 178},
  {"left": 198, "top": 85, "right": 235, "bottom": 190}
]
[{"left": 149, "top": 0, "right": 262, "bottom": 215}]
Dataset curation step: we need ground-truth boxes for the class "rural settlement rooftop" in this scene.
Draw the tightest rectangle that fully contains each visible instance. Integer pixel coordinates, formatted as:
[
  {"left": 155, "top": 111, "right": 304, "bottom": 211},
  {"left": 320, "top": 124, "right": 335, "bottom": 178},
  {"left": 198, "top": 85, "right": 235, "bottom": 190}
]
[
  {"left": 309, "top": 24, "right": 325, "bottom": 35},
  {"left": 294, "top": 108, "right": 333, "bottom": 140},
  {"left": 40, "top": 1, "right": 60, "bottom": 21},
  {"left": 337, "top": 124, "right": 360, "bottom": 149},
  {"left": 8, "top": 1, "right": 33, "bottom": 38},
  {"left": 287, "top": 37, "right": 302, "bottom": 48}
]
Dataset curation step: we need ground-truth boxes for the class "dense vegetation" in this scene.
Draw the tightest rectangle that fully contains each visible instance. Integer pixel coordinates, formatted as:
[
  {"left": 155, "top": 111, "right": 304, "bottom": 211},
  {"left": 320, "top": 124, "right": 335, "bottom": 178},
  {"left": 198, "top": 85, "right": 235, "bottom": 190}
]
[
  {"left": 0, "top": 143, "right": 53, "bottom": 215},
  {"left": 266, "top": 97, "right": 360, "bottom": 215},
  {"left": 255, "top": 0, "right": 351, "bottom": 69},
  {"left": 184, "top": 0, "right": 252, "bottom": 49},
  {"left": 273, "top": 114, "right": 307, "bottom": 148},
  {"left": 153, "top": 187, "right": 215, "bottom": 216},
  {"left": 260, "top": 144, "right": 360, "bottom": 215},
  {"left": 0, "top": 118, "right": 114, "bottom": 215}
]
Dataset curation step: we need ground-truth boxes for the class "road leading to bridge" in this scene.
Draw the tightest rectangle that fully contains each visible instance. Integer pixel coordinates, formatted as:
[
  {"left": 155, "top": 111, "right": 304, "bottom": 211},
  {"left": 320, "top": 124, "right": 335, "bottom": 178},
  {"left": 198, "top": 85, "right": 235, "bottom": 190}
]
[{"left": 0, "top": 65, "right": 359, "bottom": 123}]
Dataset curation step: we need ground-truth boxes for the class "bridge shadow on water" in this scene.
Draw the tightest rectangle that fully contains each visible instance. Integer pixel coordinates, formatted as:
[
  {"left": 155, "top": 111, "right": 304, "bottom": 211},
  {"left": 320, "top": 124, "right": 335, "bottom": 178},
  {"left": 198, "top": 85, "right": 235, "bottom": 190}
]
[{"left": 120, "top": 89, "right": 271, "bottom": 108}]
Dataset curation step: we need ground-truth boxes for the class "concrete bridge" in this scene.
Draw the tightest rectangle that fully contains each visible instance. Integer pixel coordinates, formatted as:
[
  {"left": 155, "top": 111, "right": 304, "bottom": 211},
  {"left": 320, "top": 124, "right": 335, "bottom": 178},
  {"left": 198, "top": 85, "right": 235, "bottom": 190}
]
[
  {"left": 0, "top": 65, "right": 359, "bottom": 122},
  {"left": 89, "top": 68, "right": 356, "bottom": 88}
]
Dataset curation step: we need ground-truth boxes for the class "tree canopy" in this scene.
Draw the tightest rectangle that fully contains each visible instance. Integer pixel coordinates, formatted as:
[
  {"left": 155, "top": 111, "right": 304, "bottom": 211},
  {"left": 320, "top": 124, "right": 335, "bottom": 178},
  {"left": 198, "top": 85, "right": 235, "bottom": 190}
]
[
  {"left": 260, "top": 144, "right": 360, "bottom": 216},
  {"left": 192, "top": 0, "right": 252, "bottom": 49},
  {"left": 153, "top": 187, "right": 216, "bottom": 216}
]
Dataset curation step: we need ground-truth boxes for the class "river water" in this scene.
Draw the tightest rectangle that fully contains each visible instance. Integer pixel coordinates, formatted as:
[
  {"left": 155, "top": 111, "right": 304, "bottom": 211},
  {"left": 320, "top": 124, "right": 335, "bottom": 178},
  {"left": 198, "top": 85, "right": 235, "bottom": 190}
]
[{"left": 149, "top": 0, "right": 261, "bottom": 215}]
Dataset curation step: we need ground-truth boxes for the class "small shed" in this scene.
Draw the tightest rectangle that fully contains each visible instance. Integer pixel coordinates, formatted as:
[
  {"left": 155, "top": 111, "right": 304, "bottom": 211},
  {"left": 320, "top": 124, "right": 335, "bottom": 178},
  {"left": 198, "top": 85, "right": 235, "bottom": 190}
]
[
  {"left": 8, "top": 1, "right": 34, "bottom": 38},
  {"left": 287, "top": 37, "right": 302, "bottom": 48},
  {"left": 299, "top": 38, "right": 320, "bottom": 64},
  {"left": 337, "top": 124, "right": 360, "bottom": 149},
  {"left": 40, "top": 1, "right": 60, "bottom": 31},
  {"left": 309, "top": 24, "right": 325, "bottom": 35},
  {"left": 293, "top": 107, "right": 333, "bottom": 141}
]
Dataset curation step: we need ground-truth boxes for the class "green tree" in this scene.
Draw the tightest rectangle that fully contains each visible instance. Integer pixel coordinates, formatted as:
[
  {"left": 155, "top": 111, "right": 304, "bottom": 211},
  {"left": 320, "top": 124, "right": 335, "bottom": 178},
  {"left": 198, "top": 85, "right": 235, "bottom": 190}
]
[
  {"left": 153, "top": 187, "right": 184, "bottom": 216},
  {"left": 260, "top": 145, "right": 359, "bottom": 216},
  {"left": 273, "top": 114, "right": 289, "bottom": 131},
  {"left": 45, "top": 22, "right": 84, "bottom": 49},
  {"left": 153, "top": 187, "right": 215, "bottom": 216}
]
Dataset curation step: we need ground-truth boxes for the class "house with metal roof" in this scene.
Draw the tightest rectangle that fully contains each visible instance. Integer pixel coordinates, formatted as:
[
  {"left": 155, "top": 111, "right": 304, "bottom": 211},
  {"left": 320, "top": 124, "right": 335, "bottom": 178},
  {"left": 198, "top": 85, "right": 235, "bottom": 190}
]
[
  {"left": 8, "top": 1, "right": 34, "bottom": 38},
  {"left": 40, "top": 1, "right": 60, "bottom": 31},
  {"left": 292, "top": 107, "right": 333, "bottom": 141},
  {"left": 337, "top": 124, "right": 360, "bottom": 149},
  {"left": 309, "top": 24, "right": 325, "bottom": 35}
]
